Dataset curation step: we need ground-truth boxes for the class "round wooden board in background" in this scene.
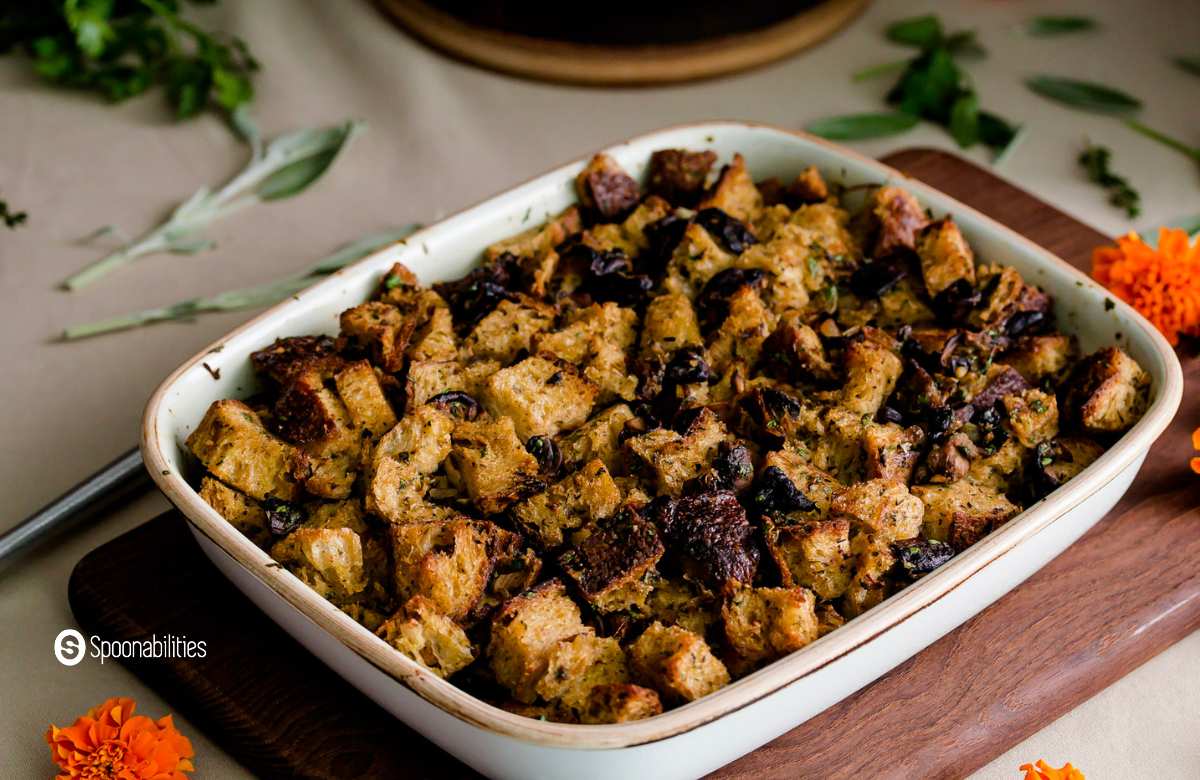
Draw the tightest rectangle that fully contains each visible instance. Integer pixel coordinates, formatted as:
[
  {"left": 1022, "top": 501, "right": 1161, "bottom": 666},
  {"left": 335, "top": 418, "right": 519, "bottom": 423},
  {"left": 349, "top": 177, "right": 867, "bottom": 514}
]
[{"left": 373, "top": 0, "right": 871, "bottom": 85}]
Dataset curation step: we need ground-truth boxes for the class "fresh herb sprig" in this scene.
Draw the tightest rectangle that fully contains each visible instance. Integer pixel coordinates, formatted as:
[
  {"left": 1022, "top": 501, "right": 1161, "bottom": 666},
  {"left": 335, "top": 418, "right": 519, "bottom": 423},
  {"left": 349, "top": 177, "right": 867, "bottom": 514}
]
[
  {"left": 1175, "top": 56, "right": 1200, "bottom": 77},
  {"left": 1, "top": 199, "right": 27, "bottom": 229},
  {"left": 811, "top": 15, "right": 1019, "bottom": 155},
  {"left": 1024, "top": 75, "right": 1200, "bottom": 168},
  {"left": 61, "top": 225, "right": 421, "bottom": 339},
  {"left": 62, "top": 118, "right": 365, "bottom": 290},
  {"left": 1078, "top": 143, "right": 1141, "bottom": 218},
  {"left": 0, "top": 0, "right": 258, "bottom": 124}
]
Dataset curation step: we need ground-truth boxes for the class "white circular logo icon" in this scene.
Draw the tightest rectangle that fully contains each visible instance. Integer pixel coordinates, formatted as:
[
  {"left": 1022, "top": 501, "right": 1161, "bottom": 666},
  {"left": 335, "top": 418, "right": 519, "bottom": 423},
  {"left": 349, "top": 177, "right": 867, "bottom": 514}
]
[{"left": 54, "top": 629, "right": 86, "bottom": 667}]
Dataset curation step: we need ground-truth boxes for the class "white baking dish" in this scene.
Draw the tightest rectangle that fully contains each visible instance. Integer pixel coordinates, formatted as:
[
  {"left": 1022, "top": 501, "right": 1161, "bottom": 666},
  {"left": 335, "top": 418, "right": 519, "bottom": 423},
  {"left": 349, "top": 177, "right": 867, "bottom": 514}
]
[{"left": 143, "top": 122, "right": 1183, "bottom": 779}]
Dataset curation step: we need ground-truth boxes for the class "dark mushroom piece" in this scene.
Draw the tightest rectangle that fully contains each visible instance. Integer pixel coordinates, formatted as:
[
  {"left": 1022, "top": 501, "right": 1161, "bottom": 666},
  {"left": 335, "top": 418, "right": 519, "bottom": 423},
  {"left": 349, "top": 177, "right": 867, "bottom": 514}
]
[
  {"left": 694, "top": 208, "right": 758, "bottom": 254},
  {"left": 427, "top": 391, "right": 482, "bottom": 421},
  {"left": 263, "top": 498, "right": 304, "bottom": 537},
  {"left": 892, "top": 538, "right": 955, "bottom": 581},
  {"left": 695, "top": 267, "right": 767, "bottom": 332}
]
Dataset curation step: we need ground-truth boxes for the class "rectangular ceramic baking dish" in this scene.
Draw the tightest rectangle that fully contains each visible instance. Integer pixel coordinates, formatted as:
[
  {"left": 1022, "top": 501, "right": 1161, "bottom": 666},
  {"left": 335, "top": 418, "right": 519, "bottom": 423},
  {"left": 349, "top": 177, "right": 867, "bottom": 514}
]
[{"left": 142, "top": 122, "right": 1183, "bottom": 780}]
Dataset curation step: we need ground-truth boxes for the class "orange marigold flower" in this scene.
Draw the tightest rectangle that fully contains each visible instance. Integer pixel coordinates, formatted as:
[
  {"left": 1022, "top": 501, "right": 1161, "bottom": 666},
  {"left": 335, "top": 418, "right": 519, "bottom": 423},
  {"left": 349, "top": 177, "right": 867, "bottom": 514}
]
[
  {"left": 1092, "top": 227, "right": 1200, "bottom": 346},
  {"left": 45, "top": 696, "right": 194, "bottom": 780},
  {"left": 1191, "top": 426, "right": 1200, "bottom": 475},
  {"left": 1020, "top": 759, "right": 1086, "bottom": 780}
]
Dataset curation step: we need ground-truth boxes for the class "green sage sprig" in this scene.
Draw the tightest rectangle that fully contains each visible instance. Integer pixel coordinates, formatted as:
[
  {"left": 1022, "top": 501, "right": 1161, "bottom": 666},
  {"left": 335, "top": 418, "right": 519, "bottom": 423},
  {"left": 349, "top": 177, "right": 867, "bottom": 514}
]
[
  {"left": 805, "top": 112, "right": 919, "bottom": 140},
  {"left": 1175, "top": 56, "right": 1200, "bottom": 77},
  {"left": 61, "top": 225, "right": 420, "bottom": 340},
  {"left": 62, "top": 118, "right": 365, "bottom": 290},
  {"left": 1026, "top": 76, "right": 1142, "bottom": 114}
]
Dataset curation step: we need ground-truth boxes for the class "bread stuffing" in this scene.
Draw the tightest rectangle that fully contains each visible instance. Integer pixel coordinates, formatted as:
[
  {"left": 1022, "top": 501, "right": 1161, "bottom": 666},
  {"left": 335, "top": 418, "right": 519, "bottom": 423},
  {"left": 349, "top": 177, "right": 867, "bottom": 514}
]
[{"left": 188, "top": 147, "right": 1150, "bottom": 723}]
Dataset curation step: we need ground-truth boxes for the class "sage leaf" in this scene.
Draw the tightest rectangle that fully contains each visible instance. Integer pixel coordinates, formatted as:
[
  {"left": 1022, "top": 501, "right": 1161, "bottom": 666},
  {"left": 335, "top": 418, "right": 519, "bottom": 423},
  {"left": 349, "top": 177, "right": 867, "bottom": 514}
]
[
  {"left": 1025, "top": 76, "right": 1142, "bottom": 114},
  {"left": 1175, "top": 56, "right": 1200, "bottom": 77},
  {"left": 63, "top": 119, "right": 365, "bottom": 290},
  {"left": 806, "top": 112, "right": 920, "bottom": 141},
  {"left": 60, "top": 225, "right": 420, "bottom": 340},
  {"left": 948, "top": 93, "right": 980, "bottom": 148},
  {"left": 886, "top": 15, "right": 942, "bottom": 48},
  {"left": 1026, "top": 16, "right": 1096, "bottom": 36},
  {"left": 1124, "top": 119, "right": 1200, "bottom": 163}
]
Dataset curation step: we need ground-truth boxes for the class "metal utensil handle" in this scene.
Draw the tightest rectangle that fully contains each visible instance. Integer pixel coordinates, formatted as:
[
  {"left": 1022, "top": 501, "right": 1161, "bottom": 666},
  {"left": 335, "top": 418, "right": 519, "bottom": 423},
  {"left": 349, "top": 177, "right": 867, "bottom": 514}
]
[{"left": 0, "top": 446, "right": 152, "bottom": 572}]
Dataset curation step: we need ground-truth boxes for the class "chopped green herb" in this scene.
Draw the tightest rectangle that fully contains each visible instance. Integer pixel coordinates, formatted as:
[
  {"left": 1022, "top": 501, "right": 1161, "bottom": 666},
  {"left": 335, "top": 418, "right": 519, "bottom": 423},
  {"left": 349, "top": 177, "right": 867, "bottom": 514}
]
[
  {"left": 1104, "top": 297, "right": 1116, "bottom": 311},
  {"left": 1174, "top": 56, "right": 1200, "bottom": 77},
  {"left": 0, "top": 199, "right": 27, "bottom": 229},
  {"left": 1079, "top": 143, "right": 1141, "bottom": 218}
]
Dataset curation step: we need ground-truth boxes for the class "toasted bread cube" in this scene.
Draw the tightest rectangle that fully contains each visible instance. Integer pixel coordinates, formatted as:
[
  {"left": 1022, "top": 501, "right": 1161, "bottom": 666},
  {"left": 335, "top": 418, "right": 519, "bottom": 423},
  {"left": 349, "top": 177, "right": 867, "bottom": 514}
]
[
  {"left": 575, "top": 153, "right": 640, "bottom": 219},
  {"left": 366, "top": 459, "right": 455, "bottom": 526},
  {"left": 629, "top": 622, "right": 730, "bottom": 703},
  {"left": 761, "top": 451, "right": 841, "bottom": 514},
  {"left": 198, "top": 476, "right": 269, "bottom": 546},
  {"left": 334, "top": 360, "right": 397, "bottom": 438},
  {"left": 698, "top": 153, "right": 761, "bottom": 224},
  {"left": 917, "top": 218, "right": 975, "bottom": 297},
  {"left": 559, "top": 403, "right": 636, "bottom": 473},
  {"left": 733, "top": 225, "right": 818, "bottom": 315},
  {"left": 463, "top": 297, "right": 556, "bottom": 364},
  {"left": 390, "top": 518, "right": 493, "bottom": 620},
  {"left": 625, "top": 408, "right": 731, "bottom": 496},
  {"left": 647, "top": 148, "right": 717, "bottom": 206},
  {"left": 584, "top": 196, "right": 673, "bottom": 258},
  {"left": 841, "top": 332, "right": 902, "bottom": 415},
  {"left": 408, "top": 305, "right": 458, "bottom": 362},
  {"left": 1038, "top": 437, "right": 1105, "bottom": 488},
  {"left": 489, "top": 580, "right": 588, "bottom": 702},
  {"left": 271, "top": 527, "right": 366, "bottom": 601},
  {"left": 655, "top": 491, "right": 759, "bottom": 588},
  {"left": 646, "top": 578, "right": 718, "bottom": 637},
  {"left": 662, "top": 221, "right": 738, "bottom": 297},
  {"left": 512, "top": 459, "right": 621, "bottom": 548},
  {"left": 250, "top": 335, "right": 344, "bottom": 384},
  {"left": 373, "top": 405, "right": 454, "bottom": 476},
  {"left": 640, "top": 292, "right": 703, "bottom": 360},
  {"left": 297, "top": 388, "right": 361, "bottom": 500},
  {"left": 339, "top": 302, "right": 413, "bottom": 373},
  {"left": 868, "top": 186, "right": 929, "bottom": 258},
  {"left": 841, "top": 534, "right": 896, "bottom": 618},
  {"left": 536, "top": 303, "right": 638, "bottom": 403},
  {"left": 811, "top": 406, "right": 870, "bottom": 484},
  {"left": 1006, "top": 334, "right": 1077, "bottom": 383},
  {"left": 706, "top": 287, "right": 777, "bottom": 374},
  {"left": 377, "top": 595, "right": 475, "bottom": 678},
  {"left": 762, "top": 316, "right": 834, "bottom": 382},
  {"left": 580, "top": 683, "right": 663, "bottom": 724},
  {"left": 1066, "top": 347, "right": 1151, "bottom": 433},
  {"left": 559, "top": 508, "right": 664, "bottom": 613},
  {"left": 863, "top": 423, "right": 925, "bottom": 483},
  {"left": 722, "top": 585, "right": 819, "bottom": 664},
  {"left": 817, "top": 602, "right": 845, "bottom": 637},
  {"left": 765, "top": 518, "right": 852, "bottom": 600},
  {"left": 1003, "top": 389, "right": 1059, "bottom": 448},
  {"left": 965, "top": 438, "right": 1028, "bottom": 493},
  {"left": 405, "top": 360, "right": 465, "bottom": 406},
  {"left": 304, "top": 498, "right": 368, "bottom": 534},
  {"left": 831, "top": 479, "right": 924, "bottom": 544},
  {"left": 788, "top": 202, "right": 855, "bottom": 258},
  {"left": 913, "top": 481, "right": 1020, "bottom": 550},
  {"left": 187, "top": 399, "right": 302, "bottom": 501},
  {"left": 446, "top": 416, "right": 541, "bottom": 514},
  {"left": 486, "top": 206, "right": 582, "bottom": 263},
  {"left": 482, "top": 356, "right": 598, "bottom": 439},
  {"left": 535, "top": 634, "right": 629, "bottom": 713}
]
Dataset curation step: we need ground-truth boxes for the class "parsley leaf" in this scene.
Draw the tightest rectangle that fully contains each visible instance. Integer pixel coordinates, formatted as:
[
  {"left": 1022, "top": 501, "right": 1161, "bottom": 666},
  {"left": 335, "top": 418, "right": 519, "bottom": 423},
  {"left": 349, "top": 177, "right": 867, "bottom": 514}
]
[{"left": 0, "top": 1, "right": 259, "bottom": 131}]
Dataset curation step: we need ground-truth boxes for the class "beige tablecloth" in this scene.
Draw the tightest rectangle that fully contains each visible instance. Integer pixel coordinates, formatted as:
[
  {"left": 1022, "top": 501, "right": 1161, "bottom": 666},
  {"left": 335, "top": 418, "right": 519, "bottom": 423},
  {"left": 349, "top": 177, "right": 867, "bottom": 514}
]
[{"left": 2, "top": 1, "right": 1197, "bottom": 777}]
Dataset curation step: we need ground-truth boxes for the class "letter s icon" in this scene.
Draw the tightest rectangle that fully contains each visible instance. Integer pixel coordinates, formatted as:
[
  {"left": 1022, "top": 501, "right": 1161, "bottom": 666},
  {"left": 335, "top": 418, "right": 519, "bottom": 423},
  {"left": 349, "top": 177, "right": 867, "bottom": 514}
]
[{"left": 54, "top": 629, "right": 86, "bottom": 667}]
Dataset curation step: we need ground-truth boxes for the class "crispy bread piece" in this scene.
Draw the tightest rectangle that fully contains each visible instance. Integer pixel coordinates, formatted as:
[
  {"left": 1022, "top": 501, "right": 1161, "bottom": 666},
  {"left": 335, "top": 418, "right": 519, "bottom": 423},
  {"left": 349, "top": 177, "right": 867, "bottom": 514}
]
[
  {"left": 377, "top": 595, "right": 475, "bottom": 678},
  {"left": 580, "top": 683, "right": 663, "bottom": 724},
  {"left": 913, "top": 481, "right": 1020, "bottom": 550},
  {"left": 558, "top": 508, "right": 664, "bottom": 613},
  {"left": 765, "top": 517, "right": 852, "bottom": 600},
  {"left": 187, "top": 399, "right": 303, "bottom": 501},
  {"left": 271, "top": 527, "right": 366, "bottom": 601},
  {"left": 198, "top": 476, "right": 269, "bottom": 547},
  {"left": 1065, "top": 346, "right": 1150, "bottom": 433},
  {"left": 722, "top": 584, "right": 819, "bottom": 665},
  {"left": 482, "top": 356, "right": 598, "bottom": 439},
  {"left": 489, "top": 580, "right": 589, "bottom": 703},
  {"left": 446, "top": 416, "right": 542, "bottom": 514},
  {"left": 512, "top": 459, "right": 621, "bottom": 548},
  {"left": 629, "top": 622, "right": 730, "bottom": 703}
]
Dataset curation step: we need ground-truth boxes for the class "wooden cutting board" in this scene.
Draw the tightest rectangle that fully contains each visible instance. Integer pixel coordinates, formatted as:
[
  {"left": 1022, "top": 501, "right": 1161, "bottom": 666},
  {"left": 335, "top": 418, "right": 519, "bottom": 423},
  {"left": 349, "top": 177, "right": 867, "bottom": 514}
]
[
  {"left": 68, "top": 149, "right": 1200, "bottom": 779},
  {"left": 373, "top": 0, "right": 869, "bottom": 85}
]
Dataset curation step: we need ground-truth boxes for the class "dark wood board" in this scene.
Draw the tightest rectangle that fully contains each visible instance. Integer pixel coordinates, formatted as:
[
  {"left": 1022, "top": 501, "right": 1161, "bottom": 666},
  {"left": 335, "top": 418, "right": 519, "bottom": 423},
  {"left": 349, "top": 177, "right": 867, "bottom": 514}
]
[
  {"left": 373, "top": 0, "right": 869, "bottom": 86},
  {"left": 69, "top": 149, "right": 1200, "bottom": 780}
]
